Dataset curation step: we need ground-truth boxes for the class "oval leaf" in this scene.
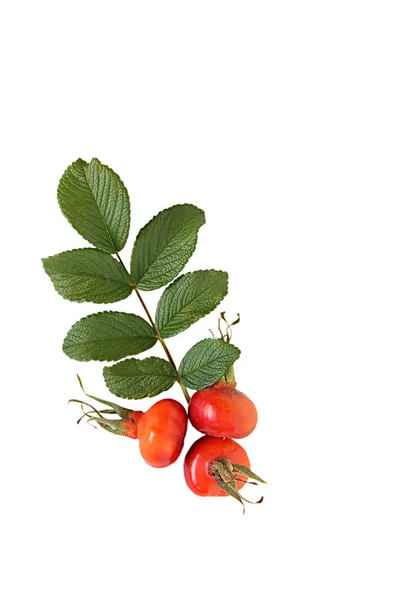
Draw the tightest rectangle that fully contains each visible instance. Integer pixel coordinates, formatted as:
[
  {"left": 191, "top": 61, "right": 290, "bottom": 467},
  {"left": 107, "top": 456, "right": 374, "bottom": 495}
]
[
  {"left": 63, "top": 311, "right": 156, "bottom": 362},
  {"left": 104, "top": 357, "right": 177, "bottom": 399},
  {"left": 42, "top": 248, "right": 132, "bottom": 303},
  {"left": 156, "top": 270, "right": 228, "bottom": 338},
  {"left": 58, "top": 158, "right": 130, "bottom": 253},
  {"left": 179, "top": 339, "right": 241, "bottom": 390},
  {"left": 130, "top": 204, "right": 205, "bottom": 290}
]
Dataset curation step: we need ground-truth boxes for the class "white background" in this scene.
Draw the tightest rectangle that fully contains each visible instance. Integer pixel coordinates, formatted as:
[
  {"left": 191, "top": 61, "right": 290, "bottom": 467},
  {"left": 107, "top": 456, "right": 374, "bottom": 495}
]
[{"left": 1, "top": 1, "right": 399, "bottom": 598}]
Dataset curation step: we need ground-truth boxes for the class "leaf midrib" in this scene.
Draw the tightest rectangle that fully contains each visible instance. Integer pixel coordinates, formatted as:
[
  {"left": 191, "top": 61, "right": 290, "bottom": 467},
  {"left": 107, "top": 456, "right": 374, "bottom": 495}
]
[
  {"left": 53, "top": 269, "right": 129, "bottom": 286},
  {"left": 82, "top": 160, "right": 117, "bottom": 253},
  {"left": 110, "top": 373, "right": 174, "bottom": 382}
]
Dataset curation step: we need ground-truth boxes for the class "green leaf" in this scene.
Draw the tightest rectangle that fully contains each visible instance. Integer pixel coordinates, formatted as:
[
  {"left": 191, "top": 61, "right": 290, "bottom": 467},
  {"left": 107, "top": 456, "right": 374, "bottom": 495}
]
[
  {"left": 130, "top": 204, "right": 205, "bottom": 290},
  {"left": 58, "top": 158, "right": 130, "bottom": 253},
  {"left": 103, "top": 357, "right": 177, "bottom": 399},
  {"left": 63, "top": 311, "right": 156, "bottom": 362},
  {"left": 42, "top": 248, "right": 132, "bottom": 303},
  {"left": 179, "top": 339, "right": 241, "bottom": 390},
  {"left": 155, "top": 270, "right": 228, "bottom": 338},
  {"left": 231, "top": 464, "right": 267, "bottom": 484}
]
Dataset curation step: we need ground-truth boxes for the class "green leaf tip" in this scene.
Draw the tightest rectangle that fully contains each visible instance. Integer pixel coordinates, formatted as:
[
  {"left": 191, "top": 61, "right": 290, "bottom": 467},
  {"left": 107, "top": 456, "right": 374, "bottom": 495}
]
[
  {"left": 232, "top": 464, "right": 267, "bottom": 484},
  {"left": 57, "top": 158, "right": 130, "bottom": 254}
]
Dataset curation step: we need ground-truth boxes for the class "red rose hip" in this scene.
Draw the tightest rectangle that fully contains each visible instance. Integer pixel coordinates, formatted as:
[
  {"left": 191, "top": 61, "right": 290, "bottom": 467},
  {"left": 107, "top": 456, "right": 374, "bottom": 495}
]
[
  {"left": 137, "top": 399, "right": 188, "bottom": 468},
  {"left": 188, "top": 381, "right": 258, "bottom": 439},
  {"left": 184, "top": 435, "right": 250, "bottom": 496},
  {"left": 72, "top": 384, "right": 188, "bottom": 469}
]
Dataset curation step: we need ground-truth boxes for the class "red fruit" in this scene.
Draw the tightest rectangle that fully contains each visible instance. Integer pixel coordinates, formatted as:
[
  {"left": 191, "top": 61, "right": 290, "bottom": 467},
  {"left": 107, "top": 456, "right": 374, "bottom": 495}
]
[
  {"left": 188, "top": 381, "right": 258, "bottom": 439},
  {"left": 74, "top": 388, "right": 188, "bottom": 468},
  {"left": 184, "top": 435, "right": 250, "bottom": 496},
  {"left": 137, "top": 399, "right": 188, "bottom": 468}
]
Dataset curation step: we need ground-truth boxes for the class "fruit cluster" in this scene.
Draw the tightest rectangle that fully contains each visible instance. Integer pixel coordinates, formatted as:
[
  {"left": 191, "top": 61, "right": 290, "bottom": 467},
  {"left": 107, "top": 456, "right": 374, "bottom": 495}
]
[{"left": 43, "top": 158, "right": 266, "bottom": 511}]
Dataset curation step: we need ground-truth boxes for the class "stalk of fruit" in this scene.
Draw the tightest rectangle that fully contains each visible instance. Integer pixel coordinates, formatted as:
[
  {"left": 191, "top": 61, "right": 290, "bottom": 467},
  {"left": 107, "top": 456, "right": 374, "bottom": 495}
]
[{"left": 42, "top": 158, "right": 267, "bottom": 512}]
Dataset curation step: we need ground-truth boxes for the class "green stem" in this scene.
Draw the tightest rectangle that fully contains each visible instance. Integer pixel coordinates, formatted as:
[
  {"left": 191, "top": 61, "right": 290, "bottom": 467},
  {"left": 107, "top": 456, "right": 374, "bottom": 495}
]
[
  {"left": 156, "top": 334, "right": 191, "bottom": 403},
  {"left": 115, "top": 252, "right": 191, "bottom": 404},
  {"left": 220, "top": 363, "right": 236, "bottom": 384}
]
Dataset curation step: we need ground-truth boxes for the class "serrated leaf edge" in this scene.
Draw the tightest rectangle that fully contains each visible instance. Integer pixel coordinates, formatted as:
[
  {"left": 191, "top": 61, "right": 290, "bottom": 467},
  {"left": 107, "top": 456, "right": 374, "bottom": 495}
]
[
  {"left": 156, "top": 269, "right": 229, "bottom": 337},
  {"left": 62, "top": 310, "right": 157, "bottom": 362},
  {"left": 57, "top": 158, "right": 131, "bottom": 254},
  {"left": 103, "top": 356, "right": 177, "bottom": 399},
  {"left": 179, "top": 339, "right": 241, "bottom": 390},
  {"left": 130, "top": 203, "right": 205, "bottom": 286},
  {"left": 41, "top": 248, "right": 132, "bottom": 304}
]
